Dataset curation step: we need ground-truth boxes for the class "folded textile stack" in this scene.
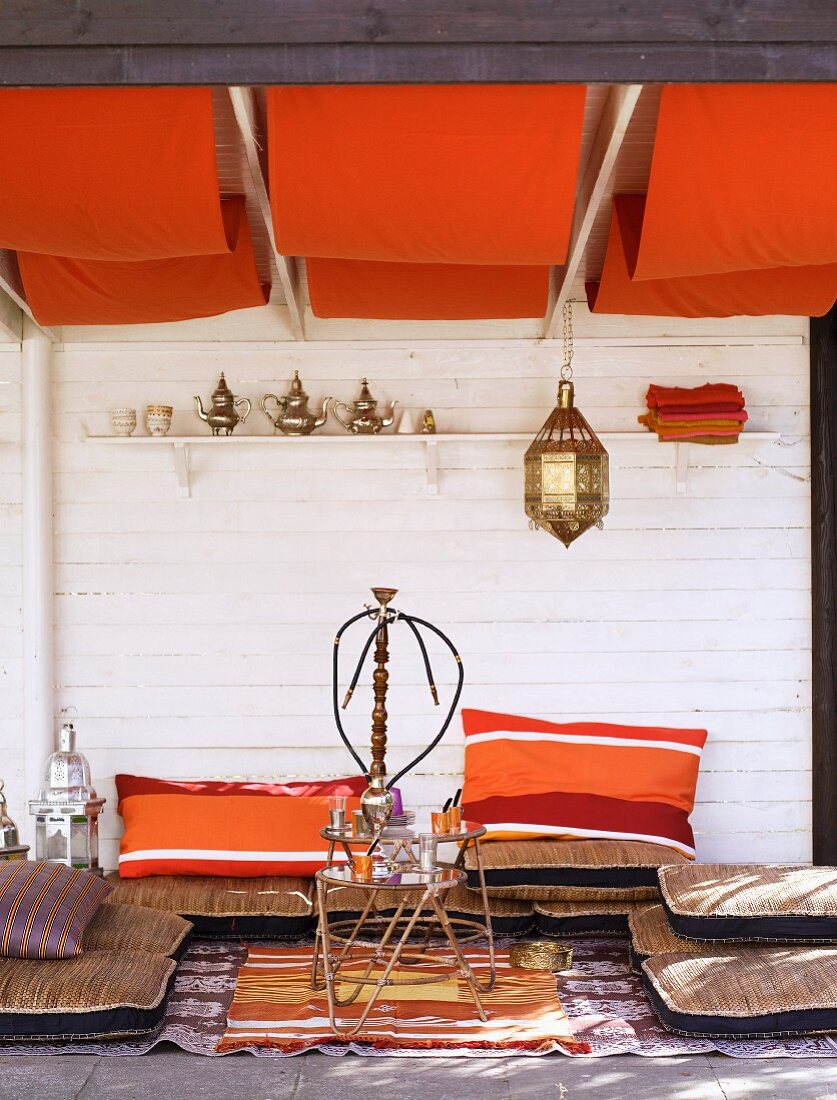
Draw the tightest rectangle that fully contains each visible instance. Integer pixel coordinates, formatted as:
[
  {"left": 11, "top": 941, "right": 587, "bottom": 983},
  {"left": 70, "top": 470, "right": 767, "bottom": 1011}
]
[{"left": 638, "top": 382, "right": 748, "bottom": 445}]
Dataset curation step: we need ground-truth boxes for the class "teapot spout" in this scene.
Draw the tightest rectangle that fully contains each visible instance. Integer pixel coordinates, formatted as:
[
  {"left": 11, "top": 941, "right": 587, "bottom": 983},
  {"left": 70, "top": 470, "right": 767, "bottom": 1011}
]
[
  {"left": 194, "top": 395, "right": 208, "bottom": 422},
  {"left": 380, "top": 400, "right": 399, "bottom": 429},
  {"left": 315, "top": 396, "right": 332, "bottom": 429}
]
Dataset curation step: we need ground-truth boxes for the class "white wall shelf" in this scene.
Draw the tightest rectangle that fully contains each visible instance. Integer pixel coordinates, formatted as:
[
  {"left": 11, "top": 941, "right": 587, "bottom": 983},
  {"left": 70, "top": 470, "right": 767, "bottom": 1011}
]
[{"left": 84, "top": 431, "right": 782, "bottom": 498}]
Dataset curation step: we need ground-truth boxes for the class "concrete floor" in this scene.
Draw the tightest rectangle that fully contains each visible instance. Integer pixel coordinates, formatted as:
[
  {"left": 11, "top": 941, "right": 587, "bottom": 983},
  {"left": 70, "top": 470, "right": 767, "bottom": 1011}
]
[{"left": 1, "top": 1048, "right": 836, "bottom": 1100}]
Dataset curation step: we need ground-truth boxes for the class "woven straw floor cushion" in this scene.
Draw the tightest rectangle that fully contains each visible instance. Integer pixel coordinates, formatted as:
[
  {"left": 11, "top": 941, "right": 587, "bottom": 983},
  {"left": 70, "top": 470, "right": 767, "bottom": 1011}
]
[
  {"left": 641, "top": 947, "right": 837, "bottom": 1038},
  {"left": 534, "top": 899, "right": 642, "bottom": 937},
  {"left": 320, "top": 881, "right": 533, "bottom": 936},
  {"left": 0, "top": 950, "right": 176, "bottom": 1042},
  {"left": 89, "top": 902, "right": 193, "bottom": 960},
  {"left": 466, "top": 838, "right": 687, "bottom": 900},
  {"left": 628, "top": 903, "right": 720, "bottom": 973},
  {"left": 105, "top": 873, "right": 315, "bottom": 939},
  {"left": 658, "top": 864, "right": 837, "bottom": 943}
]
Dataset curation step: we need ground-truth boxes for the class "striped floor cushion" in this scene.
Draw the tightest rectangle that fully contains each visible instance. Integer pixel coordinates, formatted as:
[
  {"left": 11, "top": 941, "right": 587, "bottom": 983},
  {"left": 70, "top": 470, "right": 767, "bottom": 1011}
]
[
  {"left": 105, "top": 873, "right": 316, "bottom": 939},
  {"left": 319, "top": 881, "right": 533, "bottom": 937},
  {"left": 0, "top": 950, "right": 176, "bottom": 1041},
  {"left": 658, "top": 864, "right": 837, "bottom": 943},
  {"left": 465, "top": 838, "right": 685, "bottom": 900},
  {"left": 534, "top": 899, "right": 642, "bottom": 938},
  {"left": 87, "top": 902, "right": 193, "bottom": 960},
  {"left": 0, "top": 861, "right": 111, "bottom": 960},
  {"left": 627, "top": 903, "right": 719, "bottom": 973},
  {"left": 641, "top": 947, "right": 837, "bottom": 1038}
]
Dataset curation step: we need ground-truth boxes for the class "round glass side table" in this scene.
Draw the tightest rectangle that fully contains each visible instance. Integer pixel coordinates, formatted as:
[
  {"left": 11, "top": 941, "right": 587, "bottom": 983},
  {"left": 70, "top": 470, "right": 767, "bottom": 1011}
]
[
  {"left": 319, "top": 819, "right": 495, "bottom": 992},
  {"left": 313, "top": 864, "right": 488, "bottom": 1037}
]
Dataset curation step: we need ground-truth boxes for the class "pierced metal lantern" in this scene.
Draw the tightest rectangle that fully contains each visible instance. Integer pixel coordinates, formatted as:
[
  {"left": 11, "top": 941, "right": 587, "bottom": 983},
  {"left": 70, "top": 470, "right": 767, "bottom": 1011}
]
[
  {"left": 524, "top": 379, "right": 609, "bottom": 548},
  {"left": 28, "top": 722, "right": 105, "bottom": 875}
]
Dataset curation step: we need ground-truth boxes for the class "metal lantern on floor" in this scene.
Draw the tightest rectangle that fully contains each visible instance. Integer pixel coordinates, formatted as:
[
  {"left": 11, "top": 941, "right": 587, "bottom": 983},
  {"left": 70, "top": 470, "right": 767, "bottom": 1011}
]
[
  {"left": 28, "top": 721, "right": 105, "bottom": 875},
  {"left": 524, "top": 302, "right": 609, "bottom": 547}
]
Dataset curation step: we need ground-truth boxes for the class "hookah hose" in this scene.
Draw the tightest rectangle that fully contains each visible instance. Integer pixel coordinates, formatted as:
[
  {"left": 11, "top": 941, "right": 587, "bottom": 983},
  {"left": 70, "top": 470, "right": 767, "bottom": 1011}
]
[{"left": 332, "top": 607, "right": 464, "bottom": 789}]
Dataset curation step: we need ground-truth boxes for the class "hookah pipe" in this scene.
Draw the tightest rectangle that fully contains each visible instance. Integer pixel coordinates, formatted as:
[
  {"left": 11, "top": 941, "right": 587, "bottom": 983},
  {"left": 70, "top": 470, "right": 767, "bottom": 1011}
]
[{"left": 332, "top": 588, "right": 464, "bottom": 847}]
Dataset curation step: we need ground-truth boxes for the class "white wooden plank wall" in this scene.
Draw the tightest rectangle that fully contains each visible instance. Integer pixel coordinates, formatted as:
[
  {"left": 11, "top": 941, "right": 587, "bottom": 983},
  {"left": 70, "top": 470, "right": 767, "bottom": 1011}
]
[
  {"left": 0, "top": 344, "right": 24, "bottom": 829},
  {"left": 0, "top": 309, "right": 813, "bottom": 867}
]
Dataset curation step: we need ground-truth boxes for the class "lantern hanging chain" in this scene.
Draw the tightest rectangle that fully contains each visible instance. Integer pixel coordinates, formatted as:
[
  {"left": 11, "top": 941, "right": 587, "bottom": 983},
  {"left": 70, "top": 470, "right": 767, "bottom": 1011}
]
[{"left": 560, "top": 300, "right": 574, "bottom": 383}]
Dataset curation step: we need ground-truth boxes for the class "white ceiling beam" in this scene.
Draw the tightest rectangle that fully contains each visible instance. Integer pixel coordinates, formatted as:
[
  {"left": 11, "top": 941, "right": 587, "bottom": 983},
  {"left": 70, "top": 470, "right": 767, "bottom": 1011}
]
[
  {"left": 0, "top": 250, "right": 58, "bottom": 343},
  {"left": 543, "top": 83, "right": 644, "bottom": 338},
  {"left": 228, "top": 86, "right": 305, "bottom": 340}
]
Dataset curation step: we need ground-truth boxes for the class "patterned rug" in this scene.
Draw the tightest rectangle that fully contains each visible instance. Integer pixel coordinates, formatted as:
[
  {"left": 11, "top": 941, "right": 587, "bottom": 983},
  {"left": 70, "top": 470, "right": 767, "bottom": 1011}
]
[
  {"left": 217, "top": 945, "right": 587, "bottom": 1055},
  {"left": 0, "top": 937, "right": 835, "bottom": 1058}
]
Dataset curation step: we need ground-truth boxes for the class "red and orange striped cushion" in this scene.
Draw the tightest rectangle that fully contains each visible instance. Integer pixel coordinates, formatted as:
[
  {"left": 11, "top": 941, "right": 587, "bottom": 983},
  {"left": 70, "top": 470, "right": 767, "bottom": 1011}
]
[
  {"left": 116, "top": 775, "right": 369, "bottom": 879},
  {"left": 461, "top": 709, "right": 707, "bottom": 858}
]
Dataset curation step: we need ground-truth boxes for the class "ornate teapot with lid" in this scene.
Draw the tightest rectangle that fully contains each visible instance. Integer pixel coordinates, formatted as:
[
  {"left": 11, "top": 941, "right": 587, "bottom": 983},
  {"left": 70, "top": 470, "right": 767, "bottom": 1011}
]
[
  {"left": 333, "top": 378, "right": 397, "bottom": 435},
  {"left": 194, "top": 372, "right": 252, "bottom": 436},
  {"left": 261, "top": 371, "right": 331, "bottom": 436}
]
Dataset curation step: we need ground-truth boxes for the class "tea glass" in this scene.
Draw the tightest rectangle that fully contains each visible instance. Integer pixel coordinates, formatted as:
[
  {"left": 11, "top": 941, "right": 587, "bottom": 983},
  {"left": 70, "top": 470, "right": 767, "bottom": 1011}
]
[
  {"left": 418, "top": 834, "right": 438, "bottom": 872},
  {"left": 328, "top": 795, "right": 347, "bottom": 831},
  {"left": 351, "top": 810, "right": 368, "bottom": 837},
  {"left": 352, "top": 854, "right": 373, "bottom": 880}
]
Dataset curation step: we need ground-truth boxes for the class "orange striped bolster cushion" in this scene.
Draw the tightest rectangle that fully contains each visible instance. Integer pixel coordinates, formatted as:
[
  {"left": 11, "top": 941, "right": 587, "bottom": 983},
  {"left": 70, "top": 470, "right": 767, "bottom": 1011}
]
[
  {"left": 461, "top": 709, "right": 707, "bottom": 859},
  {"left": 116, "top": 775, "right": 371, "bottom": 879}
]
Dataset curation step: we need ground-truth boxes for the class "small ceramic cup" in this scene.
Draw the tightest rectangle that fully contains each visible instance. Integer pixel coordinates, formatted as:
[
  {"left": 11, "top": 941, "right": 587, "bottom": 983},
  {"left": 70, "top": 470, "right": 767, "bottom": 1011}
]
[
  {"left": 110, "top": 408, "right": 137, "bottom": 436},
  {"left": 146, "top": 404, "right": 173, "bottom": 436},
  {"left": 352, "top": 854, "right": 373, "bottom": 880},
  {"left": 431, "top": 810, "right": 451, "bottom": 835}
]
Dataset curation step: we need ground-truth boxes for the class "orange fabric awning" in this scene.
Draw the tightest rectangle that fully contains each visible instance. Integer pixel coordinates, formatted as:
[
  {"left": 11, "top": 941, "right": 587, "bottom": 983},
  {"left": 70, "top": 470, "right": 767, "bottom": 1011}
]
[
  {"left": 307, "top": 258, "right": 549, "bottom": 319},
  {"left": 632, "top": 84, "right": 837, "bottom": 280},
  {"left": 0, "top": 88, "right": 230, "bottom": 261},
  {"left": 587, "top": 196, "right": 837, "bottom": 318},
  {"left": 19, "top": 198, "right": 268, "bottom": 326},
  {"left": 268, "top": 85, "right": 586, "bottom": 265}
]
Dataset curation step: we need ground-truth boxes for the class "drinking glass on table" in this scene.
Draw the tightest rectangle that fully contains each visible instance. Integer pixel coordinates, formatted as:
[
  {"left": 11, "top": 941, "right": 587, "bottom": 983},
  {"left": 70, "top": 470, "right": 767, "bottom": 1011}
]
[{"left": 323, "top": 796, "right": 343, "bottom": 827}]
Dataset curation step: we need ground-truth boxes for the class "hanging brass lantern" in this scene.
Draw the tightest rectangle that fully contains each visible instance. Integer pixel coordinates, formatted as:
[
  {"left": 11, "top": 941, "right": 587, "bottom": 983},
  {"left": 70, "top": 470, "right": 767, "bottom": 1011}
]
[{"left": 524, "top": 303, "right": 609, "bottom": 548}]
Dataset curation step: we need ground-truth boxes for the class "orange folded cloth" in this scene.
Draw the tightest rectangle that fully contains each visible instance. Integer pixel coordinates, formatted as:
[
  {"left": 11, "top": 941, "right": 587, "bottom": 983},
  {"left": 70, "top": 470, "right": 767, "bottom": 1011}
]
[
  {"left": 646, "top": 383, "right": 744, "bottom": 410},
  {"left": 639, "top": 412, "right": 743, "bottom": 433}
]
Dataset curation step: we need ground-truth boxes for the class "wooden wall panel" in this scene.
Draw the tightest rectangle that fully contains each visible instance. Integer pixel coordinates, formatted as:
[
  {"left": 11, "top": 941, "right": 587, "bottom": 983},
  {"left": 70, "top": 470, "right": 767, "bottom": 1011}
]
[{"left": 0, "top": 309, "right": 813, "bottom": 868}]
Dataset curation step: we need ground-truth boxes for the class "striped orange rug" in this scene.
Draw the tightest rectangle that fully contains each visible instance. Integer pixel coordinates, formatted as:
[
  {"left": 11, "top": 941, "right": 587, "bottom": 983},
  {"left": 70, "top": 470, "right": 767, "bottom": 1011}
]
[{"left": 217, "top": 945, "right": 588, "bottom": 1055}]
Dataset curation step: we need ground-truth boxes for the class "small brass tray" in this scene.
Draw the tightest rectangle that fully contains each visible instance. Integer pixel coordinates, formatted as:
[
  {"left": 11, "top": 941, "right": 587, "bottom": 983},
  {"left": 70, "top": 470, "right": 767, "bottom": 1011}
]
[{"left": 510, "top": 941, "right": 573, "bottom": 972}]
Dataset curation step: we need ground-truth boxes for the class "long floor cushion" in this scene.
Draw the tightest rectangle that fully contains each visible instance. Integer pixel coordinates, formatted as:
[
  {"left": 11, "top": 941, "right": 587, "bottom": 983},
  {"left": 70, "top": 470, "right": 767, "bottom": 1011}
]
[
  {"left": 658, "top": 864, "right": 837, "bottom": 943},
  {"left": 105, "top": 873, "right": 315, "bottom": 939},
  {"left": 466, "top": 838, "right": 687, "bottom": 900},
  {"left": 642, "top": 947, "right": 837, "bottom": 1038},
  {"left": 535, "top": 898, "right": 643, "bottom": 938},
  {"left": 628, "top": 903, "right": 720, "bottom": 973},
  {"left": 90, "top": 902, "right": 193, "bottom": 960},
  {"left": 320, "top": 881, "right": 533, "bottom": 937},
  {"left": 0, "top": 950, "right": 176, "bottom": 1042}
]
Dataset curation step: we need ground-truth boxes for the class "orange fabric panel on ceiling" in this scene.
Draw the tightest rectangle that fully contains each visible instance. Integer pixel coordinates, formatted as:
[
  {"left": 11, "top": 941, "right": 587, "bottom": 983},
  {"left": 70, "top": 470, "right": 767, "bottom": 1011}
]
[
  {"left": 587, "top": 196, "right": 837, "bottom": 318},
  {"left": 307, "top": 258, "right": 550, "bottom": 320},
  {"left": 19, "top": 198, "right": 269, "bottom": 326},
  {"left": 0, "top": 87, "right": 230, "bottom": 261},
  {"left": 632, "top": 84, "right": 837, "bottom": 280},
  {"left": 267, "top": 85, "right": 587, "bottom": 265}
]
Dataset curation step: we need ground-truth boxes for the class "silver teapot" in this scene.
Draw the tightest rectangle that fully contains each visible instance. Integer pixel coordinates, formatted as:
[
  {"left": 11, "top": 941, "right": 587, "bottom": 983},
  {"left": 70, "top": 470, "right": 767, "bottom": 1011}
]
[
  {"left": 261, "top": 371, "right": 331, "bottom": 436},
  {"left": 333, "top": 378, "right": 397, "bottom": 435},
  {"left": 195, "top": 373, "right": 251, "bottom": 436}
]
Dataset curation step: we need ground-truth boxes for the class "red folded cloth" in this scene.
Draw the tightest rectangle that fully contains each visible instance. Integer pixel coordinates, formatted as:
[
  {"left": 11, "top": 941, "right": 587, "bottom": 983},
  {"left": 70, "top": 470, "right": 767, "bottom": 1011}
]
[
  {"left": 646, "top": 383, "right": 745, "bottom": 410},
  {"left": 655, "top": 402, "right": 746, "bottom": 415},
  {"left": 656, "top": 409, "right": 749, "bottom": 424}
]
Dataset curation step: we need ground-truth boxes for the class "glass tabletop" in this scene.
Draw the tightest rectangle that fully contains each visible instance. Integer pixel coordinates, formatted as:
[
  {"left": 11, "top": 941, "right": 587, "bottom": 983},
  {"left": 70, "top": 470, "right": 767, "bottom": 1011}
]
[
  {"left": 317, "top": 865, "right": 466, "bottom": 890},
  {"left": 321, "top": 821, "right": 485, "bottom": 843}
]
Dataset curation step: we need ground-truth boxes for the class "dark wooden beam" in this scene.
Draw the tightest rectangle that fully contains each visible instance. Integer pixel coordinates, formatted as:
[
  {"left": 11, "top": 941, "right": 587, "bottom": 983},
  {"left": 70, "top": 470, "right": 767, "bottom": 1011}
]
[
  {"left": 811, "top": 301, "right": 837, "bottom": 866},
  {"left": 0, "top": 0, "right": 834, "bottom": 85}
]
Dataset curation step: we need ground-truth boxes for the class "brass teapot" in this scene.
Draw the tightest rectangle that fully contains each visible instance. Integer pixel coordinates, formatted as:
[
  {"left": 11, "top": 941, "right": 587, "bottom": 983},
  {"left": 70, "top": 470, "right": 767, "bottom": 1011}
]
[
  {"left": 261, "top": 371, "right": 331, "bottom": 436},
  {"left": 333, "top": 378, "right": 397, "bottom": 435},
  {"left": 194, "top": 373, "right": 251, "bottom": 436}
]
